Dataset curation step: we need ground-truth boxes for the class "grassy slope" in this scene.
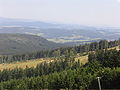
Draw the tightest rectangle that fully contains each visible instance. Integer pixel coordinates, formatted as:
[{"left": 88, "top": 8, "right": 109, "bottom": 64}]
[
  {"left": 108, "top": 45, "right": 120, "bottom": 50},
  {"left": 75, "top": 55, "right": 88, "bottom": 65},
  {"left": 0, "top": 46, "right": 119, "bottom": 71},
  {"left": 0, "top": 55, "right": 88, "bottom": 71},
  {"left": 0, "top": 58, "right": 54, "bottom": 71}
]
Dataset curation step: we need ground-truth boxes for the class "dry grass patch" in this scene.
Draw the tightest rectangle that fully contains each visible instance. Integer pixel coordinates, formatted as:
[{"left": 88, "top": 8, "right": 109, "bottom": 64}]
[
  {"left": 108, "top": 45, "right": 120, "bottom": 51},
  {"left": 0, "top": 55, "right": 88, "bottom": 71},
  {"left": 0, "top": 58, "right": 54, "bottom": 71},
  {"left": 75, "top": 55, "right": 88, "bottom": 65}
]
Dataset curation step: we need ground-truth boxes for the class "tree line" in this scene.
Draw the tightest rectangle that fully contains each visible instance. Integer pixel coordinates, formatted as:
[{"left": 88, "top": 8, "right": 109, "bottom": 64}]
[
  {"left": 0, "top": 48, "right": 120, "bottom": 89},
  {"left": 0, "top": 56, "right": 80, "bottom": 82},
  {"left": 0, "top": 39, "right": 120, "bottom": 63},
  {"left": 0, "top": 39, "right": 120, "bottom": 89},
  {"left": 0, "top": 61, "right": 120, "bottom": 89},
  {"left": 88, "top": 49, "right": 120, "bottom": 67}
]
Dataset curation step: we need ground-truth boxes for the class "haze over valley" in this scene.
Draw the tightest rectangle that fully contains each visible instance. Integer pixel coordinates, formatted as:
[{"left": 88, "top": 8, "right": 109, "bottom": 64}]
[
  {"left": 0, "top": 17, "right": 120, "bottom": 45},
  {"left": 0, "top": 0, "right": 120, "bottom": 89}
]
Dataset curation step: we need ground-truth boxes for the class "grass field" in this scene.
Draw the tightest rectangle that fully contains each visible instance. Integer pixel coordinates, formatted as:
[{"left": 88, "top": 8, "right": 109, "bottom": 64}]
[
  {"left": 0, "top": 55, "right": 88, "bottom": 71},
  {"left": 108, "top": 45, "right": 120, "bottom": 50},
  {"left": 0, "top": 58, "right": 54, "bottom": 71},
  {"left": 75, "top": 55, "right": 88, "bottom": 65}
]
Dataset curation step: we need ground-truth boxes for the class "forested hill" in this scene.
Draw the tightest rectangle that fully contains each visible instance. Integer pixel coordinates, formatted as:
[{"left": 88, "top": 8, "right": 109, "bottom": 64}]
[
  {"left": 0, "top": 38, "right": 119, "bottom": 89},
  {"left": 0, "top": 17, "right": 120, "bottom": 45},
  {"left": 0, "top": 44, "right": 120, "bottom": 89},
  {"left": 0, "top": 38, "right": 119, "bottom": 63},
  {"left": 0, "top": 34, "right": 63, "bottom": 55}
]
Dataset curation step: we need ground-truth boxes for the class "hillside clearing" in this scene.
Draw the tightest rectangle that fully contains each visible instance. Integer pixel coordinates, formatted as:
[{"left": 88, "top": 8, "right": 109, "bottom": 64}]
[
  {"left": 108, "top": 45, "right": 120, "bottom": 50},
  {"left": 0, "top": 58, "right": 54, "bottom": 71},
  {"left": 0, "top": 55, "right": 88, "bottom": 71},
  {"left": 75, "top": 55, "right": 88, "bottom": 65}
]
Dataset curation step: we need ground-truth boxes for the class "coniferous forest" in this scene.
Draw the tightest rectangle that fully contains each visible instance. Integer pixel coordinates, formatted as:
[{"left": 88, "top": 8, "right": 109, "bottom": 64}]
[
  {"left": 0, "top": 39, "right": 120, "bottom": 89},
  {"left": 1, "top": 0, "right": 120, "bottom": 89},
  {"left": 0, "top": 39, "right": 119, "bottom": 63}
]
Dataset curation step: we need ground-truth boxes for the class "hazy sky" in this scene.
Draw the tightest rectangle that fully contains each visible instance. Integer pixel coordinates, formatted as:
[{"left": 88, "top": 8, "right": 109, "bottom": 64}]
[{"left": 0, "top": 0, "right": 120, "bottom": 26}]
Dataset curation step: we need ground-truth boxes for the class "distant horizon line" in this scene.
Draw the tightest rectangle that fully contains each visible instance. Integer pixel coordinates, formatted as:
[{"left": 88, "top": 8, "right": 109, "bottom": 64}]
[{"left": 0, "top": 16, "right": 120, "bottom": 28}]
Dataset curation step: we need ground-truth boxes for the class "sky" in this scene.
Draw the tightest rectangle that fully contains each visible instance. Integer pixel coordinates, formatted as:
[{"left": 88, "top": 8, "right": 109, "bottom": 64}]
[{"left": 0, "top": 0, "right": 120, "bottom": 27}]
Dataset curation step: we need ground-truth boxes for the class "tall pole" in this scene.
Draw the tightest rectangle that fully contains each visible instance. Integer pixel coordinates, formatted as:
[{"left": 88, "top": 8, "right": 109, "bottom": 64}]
[{"left": 97, "top": 77, "right": 101, "bottom": 90}]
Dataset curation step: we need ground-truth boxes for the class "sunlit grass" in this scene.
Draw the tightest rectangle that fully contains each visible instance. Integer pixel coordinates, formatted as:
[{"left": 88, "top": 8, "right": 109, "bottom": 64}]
[
  {"left": 75, "top": 55, "right": 88, "bottom": 65},
  {"left": 0, "top": 58, "right": 54, "bottom": 71}
]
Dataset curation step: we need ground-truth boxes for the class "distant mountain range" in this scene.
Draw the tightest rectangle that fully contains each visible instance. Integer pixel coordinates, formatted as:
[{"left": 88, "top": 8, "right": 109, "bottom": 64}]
[
  {"left": 0, "top": 34, "right": 62, "bottom": 55},
  {"left": 0, "top": 17, "right": 120, "bottom": 45}
]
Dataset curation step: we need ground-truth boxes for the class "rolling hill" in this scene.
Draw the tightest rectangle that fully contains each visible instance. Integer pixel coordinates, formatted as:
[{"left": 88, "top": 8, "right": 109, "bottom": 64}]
[
  {"left": 0, "top": 34, "right": 63, "bottom": 55},
  {"left": 0, "top": 17, "right": 120, "bottom": 45}
]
